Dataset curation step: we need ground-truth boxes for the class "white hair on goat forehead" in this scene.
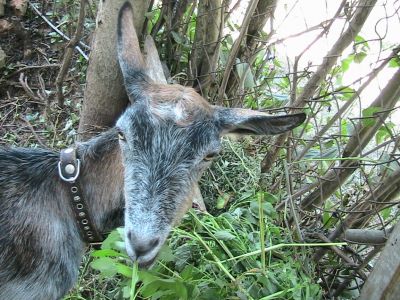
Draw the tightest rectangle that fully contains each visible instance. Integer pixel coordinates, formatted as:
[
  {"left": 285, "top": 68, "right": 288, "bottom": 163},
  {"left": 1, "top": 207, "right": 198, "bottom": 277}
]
[{"left": 145, "top": 84, "right": 214, "bottom": 125}]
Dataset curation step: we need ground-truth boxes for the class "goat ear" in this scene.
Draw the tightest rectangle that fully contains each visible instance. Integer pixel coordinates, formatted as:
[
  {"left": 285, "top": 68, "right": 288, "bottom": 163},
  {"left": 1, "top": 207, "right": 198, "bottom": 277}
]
[
  {"left": 143, "top": 35, "right": 167, "bottom": 84},
  {"left": 117, "top": 2, "right": 148, "bottom": 101},
  {"left": 217, "top": 108, "right": 306, "bottom": 135}
]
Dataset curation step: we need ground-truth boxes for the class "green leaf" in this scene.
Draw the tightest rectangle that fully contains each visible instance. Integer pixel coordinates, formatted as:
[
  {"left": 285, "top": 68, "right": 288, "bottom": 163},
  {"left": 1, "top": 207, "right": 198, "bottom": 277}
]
[
  {"left": 355, "top": 35, "right": 370, "bottom": 50},
  {"left": 250, "top": 201, "right": 276, "bottom": 218},
  {"left": 362, "top": 106, "right": 381, "bottom": 127},
  {"left": 341, "top": 54, "right": 354, "bottom": 72},
  {"left": 181, "top": 265, "right": 195, "bottom": 280},
  {"left": 216, "top": 193, "right": 230, "bottom": 209},
  {"left": 90, "top": 257, "right": 118, "bottom": 277},
  {"left": 158, "top": 244, "right": 175, "bottom": 262},
  {"left": 354, "top": 51, "right": 367, "bottom": 63},
  {"left": 145, "top": 10, "right": 158, "bottom": 18},
  {"left": 338, "top": 86, "right": 355, "bottom": 101},
  {"left": 115, "top": 262, "right": 133, "bottom": 278},
  {"left": 264, "top": 192, "right": 279, "bottom": 204},
  {"left": 375, "top": 126, "right": 391, "bottom": 144},
  {"left": 101, "top": 229, "right": 123, "bottom": 250},
  {"left": 141, "top": 278, "right": 187, "bottom": 299},
  {"left": 214, "top": 230, "right": 236, "bottom": 241},
  {"left": 174, "top": 244, "right": 195, "bottom": 270},
  {"left": 341, "top": 119, "right": 348, "bottom": 135},
  {"left": 91, "top": 249, "right": 127, "bottom": 258},
  {"left": 122, "top": 285, "right": 130, "bottom": 298},
  {"left": 322, "top": 199, "right": 333, "bottom": 227},
  {"left": 236, "top": 62, "right": 256, "bottom": 88},
  {"left": 171, "top": 31, "right": 183, "bottom": 44},
  {"left": 380, "top": 207, "right": 392, "bottom": 220},
  {"left": 389, "top": 56, "right": 400, "bottom": 68},
  {"left": 114, "top": 241, "right": 126, "bottom": 252}
]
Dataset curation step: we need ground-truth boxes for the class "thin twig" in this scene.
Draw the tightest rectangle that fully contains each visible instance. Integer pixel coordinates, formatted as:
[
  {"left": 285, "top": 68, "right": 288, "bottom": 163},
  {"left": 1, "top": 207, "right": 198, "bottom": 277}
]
[
  {"left": 55, "top": 0, "right": 86, "bottom": 107},
  {"left": 283, "top": 160, "right": 303, "bottom": 241},
  {"left": 19, "top": 73, "right": 42, "bottom": 102},
  {"left": 19, "top": 116, "right": 47, "bottom": 148},
  {"left": 28, "top": 1, "right": 89, "bottom": 60},
  {"left": 217, "top": 0, "right": 260, "bottom": 102},
  {"left": 7, "top": 64, "right": 61, "bottom": 78},
  {"left": 295, "top": 46, "right": 400, "bottom": 161}
]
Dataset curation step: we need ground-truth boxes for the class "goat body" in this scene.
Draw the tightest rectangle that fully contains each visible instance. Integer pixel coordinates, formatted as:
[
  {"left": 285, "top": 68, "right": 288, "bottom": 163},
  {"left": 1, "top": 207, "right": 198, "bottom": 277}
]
[{"left": 0, "top": 131, "right": 124, "bottom": 299}]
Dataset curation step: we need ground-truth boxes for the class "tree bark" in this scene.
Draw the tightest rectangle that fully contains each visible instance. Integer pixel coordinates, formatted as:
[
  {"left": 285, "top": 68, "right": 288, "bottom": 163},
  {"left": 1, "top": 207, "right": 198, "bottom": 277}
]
[
  {"left": 359, "top": 220, "right": 400, "bottom": 300},
  {"left": 190, "top": 0, "right": 223, "bottom": 99},
  {"left": 78, "top": 0, "right": 150, "bottom": 140}
]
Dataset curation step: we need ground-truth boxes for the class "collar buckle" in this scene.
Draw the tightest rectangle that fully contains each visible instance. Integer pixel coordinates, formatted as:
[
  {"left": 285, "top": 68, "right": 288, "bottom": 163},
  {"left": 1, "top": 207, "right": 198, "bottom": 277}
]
[{"left": 58, "top": 159, "right": 81, "bottom": 182}]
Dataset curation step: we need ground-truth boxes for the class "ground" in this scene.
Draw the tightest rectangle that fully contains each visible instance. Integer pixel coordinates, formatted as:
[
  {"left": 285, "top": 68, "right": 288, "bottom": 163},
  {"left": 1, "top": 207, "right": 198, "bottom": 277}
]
[{"left": 0, "top": 2, "right": 87, "bottom": 149}]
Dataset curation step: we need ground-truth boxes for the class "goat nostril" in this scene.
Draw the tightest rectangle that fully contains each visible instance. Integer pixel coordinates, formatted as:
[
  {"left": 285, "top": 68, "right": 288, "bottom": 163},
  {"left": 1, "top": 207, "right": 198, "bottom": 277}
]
[
  {"left": 131, "top": 236, "right": 161, "bottom": 257},
  {"left": 150, "top": 237, "right": 160, "bottom": 248}
]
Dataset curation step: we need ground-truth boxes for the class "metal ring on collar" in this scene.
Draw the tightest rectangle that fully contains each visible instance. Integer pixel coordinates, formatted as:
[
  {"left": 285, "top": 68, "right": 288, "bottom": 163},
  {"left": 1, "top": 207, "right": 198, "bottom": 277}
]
[{"left": 58, "top": 159, "right": 81, "bottom": 182}]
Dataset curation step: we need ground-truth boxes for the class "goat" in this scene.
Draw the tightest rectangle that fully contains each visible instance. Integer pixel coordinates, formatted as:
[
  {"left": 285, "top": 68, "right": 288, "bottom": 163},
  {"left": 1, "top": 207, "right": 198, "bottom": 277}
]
[{"left": 0, "top": 2, "right": 305, "bottom": 299}]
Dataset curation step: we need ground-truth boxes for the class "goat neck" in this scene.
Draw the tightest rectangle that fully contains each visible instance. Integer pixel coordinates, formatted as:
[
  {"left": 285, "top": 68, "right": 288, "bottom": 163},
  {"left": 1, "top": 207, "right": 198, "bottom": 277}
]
[{"left": 77, "top": 128, "right": 125, "bottom": 235}]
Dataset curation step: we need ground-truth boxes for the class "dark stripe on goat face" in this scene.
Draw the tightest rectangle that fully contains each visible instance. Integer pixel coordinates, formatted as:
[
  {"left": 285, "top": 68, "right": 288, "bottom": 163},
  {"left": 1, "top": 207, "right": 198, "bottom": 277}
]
[{"left": 117, "top": 104, "right": 220, "bottom": 232}]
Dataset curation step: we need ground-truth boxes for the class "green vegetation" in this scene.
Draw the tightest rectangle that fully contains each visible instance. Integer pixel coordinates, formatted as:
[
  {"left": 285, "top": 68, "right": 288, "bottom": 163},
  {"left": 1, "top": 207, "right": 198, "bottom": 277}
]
[{"left": 64, "top": 142, "right": 346, "bottom": 300}]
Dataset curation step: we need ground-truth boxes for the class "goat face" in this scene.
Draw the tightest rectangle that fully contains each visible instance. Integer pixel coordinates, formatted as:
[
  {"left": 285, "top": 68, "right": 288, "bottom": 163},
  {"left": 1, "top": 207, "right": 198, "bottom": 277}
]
[
  {"left": 116, "top": 100, "right": 220, "bottom": 267},
  {"left": 116, "top": 2, "right": 306, "bottom": 267}
]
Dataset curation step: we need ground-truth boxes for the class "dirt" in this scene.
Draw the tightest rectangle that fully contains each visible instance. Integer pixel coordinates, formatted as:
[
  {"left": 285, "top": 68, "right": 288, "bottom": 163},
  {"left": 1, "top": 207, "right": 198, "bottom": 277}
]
[{"left": 0, "top": 1, "right": 88, "bottom": 149}]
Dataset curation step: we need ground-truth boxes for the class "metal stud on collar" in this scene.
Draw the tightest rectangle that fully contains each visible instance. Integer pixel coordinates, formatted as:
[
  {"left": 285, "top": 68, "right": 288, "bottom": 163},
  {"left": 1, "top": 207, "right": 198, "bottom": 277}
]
[{"left": 58, "top": 159, "right": 81, "bottom": 182}]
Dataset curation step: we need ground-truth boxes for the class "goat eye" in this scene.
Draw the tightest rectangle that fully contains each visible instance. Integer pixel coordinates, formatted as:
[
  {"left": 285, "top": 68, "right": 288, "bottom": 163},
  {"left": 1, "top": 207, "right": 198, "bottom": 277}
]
[
  {"left": 203, "top": 152, "right": 219, "bottom": 161},
  {"left": 118, "top": 131, "right": 125, "bottom": 141}
]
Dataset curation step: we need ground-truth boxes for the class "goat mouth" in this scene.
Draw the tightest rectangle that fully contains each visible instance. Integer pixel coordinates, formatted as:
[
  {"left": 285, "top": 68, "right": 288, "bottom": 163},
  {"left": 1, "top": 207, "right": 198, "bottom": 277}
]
[{"left": 138, "top": 256, "right": 157, "bottom": 269}]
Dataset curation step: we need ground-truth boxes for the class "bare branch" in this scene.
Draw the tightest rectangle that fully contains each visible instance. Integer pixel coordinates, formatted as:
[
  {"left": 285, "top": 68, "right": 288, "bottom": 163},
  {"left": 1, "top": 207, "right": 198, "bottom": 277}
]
[
  {"left": 344, "top": 229, "right": 388, "bottom": 245},
  {"left": 313, "top": 168, "right": 400, "bottom": 262},
  {"left": 300, "top": 68, "right": 400, "bottom": 210},
  {"left": 260, "top": 0, "right": 378, "bottom": 174},
  {"left": 295, "top": 46, "right": 400, "bottom": 161},
  {"left": 217, "top": 0, "right": 260, "bottom": 102},
  {"left": 55, "top": 0, "right": 86, "bottom": 107},
  {"left": 28, "top": 1, "right": 89, "bottom": 59}
]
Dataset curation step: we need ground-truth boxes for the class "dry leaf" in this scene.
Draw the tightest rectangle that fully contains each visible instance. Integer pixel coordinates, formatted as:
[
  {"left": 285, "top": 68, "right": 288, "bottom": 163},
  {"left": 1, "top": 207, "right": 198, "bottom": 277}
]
[
  {"left": 0, "top": 19, "right": 13, "bottom": 34},
  {"left": 11, "top": 0, "right": 28, "bottom": 16}
]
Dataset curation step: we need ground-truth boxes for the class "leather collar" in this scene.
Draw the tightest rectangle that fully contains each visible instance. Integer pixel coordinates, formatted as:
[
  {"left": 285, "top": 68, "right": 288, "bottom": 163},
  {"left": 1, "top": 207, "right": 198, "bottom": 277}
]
[{"left": 58, "top": 148, "right": 103, "bottom": 243}]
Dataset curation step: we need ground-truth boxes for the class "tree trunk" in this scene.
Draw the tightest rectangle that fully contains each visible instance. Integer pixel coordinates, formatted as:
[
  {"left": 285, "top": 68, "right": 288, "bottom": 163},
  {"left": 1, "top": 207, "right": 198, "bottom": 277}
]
[
  {"left": 78, "top": 0, "right": 150, "bottom": 140},
  {"left": 190, "top": 0, "right": 223, "bottom": 99},
  {"left": 359, "top": 219, "right": 400, "bottom": 300}
]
